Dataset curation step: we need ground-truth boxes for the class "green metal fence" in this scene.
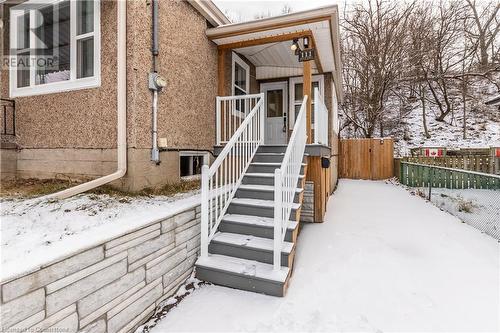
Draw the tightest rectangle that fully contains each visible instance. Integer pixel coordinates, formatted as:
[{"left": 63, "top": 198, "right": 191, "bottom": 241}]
[
  {"left": 400, "top": 162, "right": 500, "bottom": 240},
  {"left": 400, "top": 162, "right": 500, "bottom": 190}
]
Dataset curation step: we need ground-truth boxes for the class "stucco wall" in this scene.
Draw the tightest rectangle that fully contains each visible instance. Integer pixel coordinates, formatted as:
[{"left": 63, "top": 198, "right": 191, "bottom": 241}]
[
  {"left": 1, "top": 1, "right": 219, "bottom": 151},
  {"left": 0, "top": 204, "right": 201, "bottom": 333},
  {"left": 1, "top": 2, "right": 118, "bottom": 149}
]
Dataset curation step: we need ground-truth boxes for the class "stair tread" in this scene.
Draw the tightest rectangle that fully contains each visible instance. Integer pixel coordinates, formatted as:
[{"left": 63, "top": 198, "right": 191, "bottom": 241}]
[
  {"left": 239, "top": 184, "right": 303, "bottom": 193},
  {"left": 212, "top": 232, "right": 294, "bottom": 253},
  {"left": 222, "top": 214, "right": 299, "bottom": 230},
  {"left": 245, "top": 172, "right": 306, "bottom": 178},
  {"left": 196, "top": 254, "right": 289, "bottom": 283},
  {"left": 250, "top": 162, "right": 307, "bottom": 166},
  {"left": 231, "top": 198, "right": 301, "bottom": 210}
]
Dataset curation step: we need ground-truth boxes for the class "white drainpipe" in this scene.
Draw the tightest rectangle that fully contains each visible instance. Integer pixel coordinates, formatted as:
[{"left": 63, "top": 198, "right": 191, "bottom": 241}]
[{"left": 46, "top": 0, "right": 127, "bottom": 200}]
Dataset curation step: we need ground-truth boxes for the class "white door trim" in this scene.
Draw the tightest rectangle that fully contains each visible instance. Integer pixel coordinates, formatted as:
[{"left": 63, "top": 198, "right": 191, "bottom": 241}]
[{"left": 261, "top": 81, "right": 288, "bottom": 144}]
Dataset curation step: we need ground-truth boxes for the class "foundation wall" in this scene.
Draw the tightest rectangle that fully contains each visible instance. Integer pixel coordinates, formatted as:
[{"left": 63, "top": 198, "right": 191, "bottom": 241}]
[{"left": 0, "top": 204, "right": 201, "bottom": 333}]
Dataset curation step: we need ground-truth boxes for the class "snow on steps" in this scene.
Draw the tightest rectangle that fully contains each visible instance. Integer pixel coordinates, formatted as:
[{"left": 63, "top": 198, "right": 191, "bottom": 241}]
[{"left": 195, "top": 254, "right": 291, "bottom": 297}]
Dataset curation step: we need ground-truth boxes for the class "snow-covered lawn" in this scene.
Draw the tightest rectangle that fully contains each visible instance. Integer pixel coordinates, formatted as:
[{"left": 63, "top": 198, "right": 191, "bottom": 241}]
[
  {"left": 148, "top": 179, "right": 499, "bottom": 332},
  {"left": 0, "top": 191, "right": 200, "bottom": 281},
  {"left": 428, "top": 188, "right": 500, "bottom": 240}
]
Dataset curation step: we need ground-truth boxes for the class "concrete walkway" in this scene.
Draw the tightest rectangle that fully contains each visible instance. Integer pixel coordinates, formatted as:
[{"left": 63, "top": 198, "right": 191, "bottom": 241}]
[{"left": 151, "top": 180, "right": 499, "bottom": 332}]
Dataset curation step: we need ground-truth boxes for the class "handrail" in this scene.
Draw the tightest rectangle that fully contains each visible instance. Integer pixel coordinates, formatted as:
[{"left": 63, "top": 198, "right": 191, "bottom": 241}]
[
  {"left": 273, "top": 95, "right": 308, "bottom": 270},
  {"left": 314, "top": 87, "right": 328, "bottom": 145},
  {"left": 201, "top": 93, "right": 265, "bottom": 258},
  {"left": 216, "top": 94, "right": 263, "bottom": 145}
]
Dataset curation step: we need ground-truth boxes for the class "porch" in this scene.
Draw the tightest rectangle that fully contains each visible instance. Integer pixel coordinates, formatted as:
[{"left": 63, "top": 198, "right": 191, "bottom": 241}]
[
  {"left": 194, "top": 7, "right": 342, "bottom": 296},
  {"left": 148, "top": 180, "right": 499, "bottom": 332}
]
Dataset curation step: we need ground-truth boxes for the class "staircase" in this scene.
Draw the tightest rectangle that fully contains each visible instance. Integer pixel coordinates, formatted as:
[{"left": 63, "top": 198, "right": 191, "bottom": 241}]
[
  {"left": 195, "top": 145, "right": 307, "bottom": 296},
  {"left": 195, "top": 93, "right": 309, "bottom": 297}
]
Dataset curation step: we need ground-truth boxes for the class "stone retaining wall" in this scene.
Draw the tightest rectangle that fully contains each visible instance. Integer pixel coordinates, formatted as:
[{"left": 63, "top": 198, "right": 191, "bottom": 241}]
[{"left": 0, "top": 204, "right": 201, "bottom": 333}]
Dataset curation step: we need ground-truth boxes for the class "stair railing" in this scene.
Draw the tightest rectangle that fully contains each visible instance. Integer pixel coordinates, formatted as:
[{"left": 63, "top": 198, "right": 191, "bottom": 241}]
[
  {"left": 314, "top": 87, "right": 328, "bottom": 145},
  {"left": 273, "top": 96, "right": 308, "bottom": 270},
  {"left": 216, "top": 93, "right": 263, "bottom": 145},
  {"left": 201, "top": 93, "right": 265, "bottom": 258}
]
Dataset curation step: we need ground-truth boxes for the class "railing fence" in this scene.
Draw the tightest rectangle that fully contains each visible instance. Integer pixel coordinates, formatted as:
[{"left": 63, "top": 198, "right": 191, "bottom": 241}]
[
  {"left": 201, "top": 94, "right": 265, "bottom": 257},
  {"left": 400, "top": 161, "right": 500, "bottom": 240},
  {"left": 313, "top": 87, "right": 328, "bottom": 145}
]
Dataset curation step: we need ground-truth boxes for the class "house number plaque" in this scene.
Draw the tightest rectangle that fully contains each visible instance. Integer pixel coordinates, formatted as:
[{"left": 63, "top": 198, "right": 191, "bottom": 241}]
[{"left": 298, "top": 48, "right": 315, "bottom": 62}]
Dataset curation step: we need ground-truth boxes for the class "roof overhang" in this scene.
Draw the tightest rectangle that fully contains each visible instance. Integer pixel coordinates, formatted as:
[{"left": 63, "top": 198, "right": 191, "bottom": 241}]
[
  {"left": 206, "top": 5, "right": 343, "bottom": 101},
  {"left": 188, "top": 0, "right": 231, "bottom": 27}
]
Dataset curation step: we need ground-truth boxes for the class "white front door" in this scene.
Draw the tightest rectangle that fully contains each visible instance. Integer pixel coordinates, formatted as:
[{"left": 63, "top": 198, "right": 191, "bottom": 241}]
[{"left": 262, "top": 82, "right": 288, "bottom": 144}]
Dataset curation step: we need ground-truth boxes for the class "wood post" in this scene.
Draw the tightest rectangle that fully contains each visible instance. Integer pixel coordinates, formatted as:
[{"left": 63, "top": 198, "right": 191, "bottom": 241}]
[
  {"left": 217, "top": 48, "right": 226, "bottom": 96},
  {"left": 303, "top": 60, "right": 312, "bottom": 144}
]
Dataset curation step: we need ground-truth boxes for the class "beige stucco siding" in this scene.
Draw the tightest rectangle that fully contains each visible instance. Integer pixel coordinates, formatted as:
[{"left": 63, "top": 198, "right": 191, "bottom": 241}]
[
  {"left": 126, "top": 0, "right": 219, "bottom": 150},
  {"left": 1, "top": 0, "right": 219, "bottom": 151},
  {"left": 1, "top": 2, "right": 118, "bottom": 149}
]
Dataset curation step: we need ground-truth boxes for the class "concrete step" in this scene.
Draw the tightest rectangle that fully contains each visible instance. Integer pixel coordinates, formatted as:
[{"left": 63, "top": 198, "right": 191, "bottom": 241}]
[
  {"left": 195, "top": 254, "right": 291, "bottom": 297},
  {"left": 242, "top": 172, "right": 305, "bottom": 186},
  {"left": 219, "top": 214, "right": 298, "bottom": 242},
  {"left": 209, "top": 232, "right": 295, "bottom": 267},
  {"left": 227, "top": 198, "right": 301, "bottom": 220},
  {"left": 236, "top": 184, "right": 303, "bottom": 201}
]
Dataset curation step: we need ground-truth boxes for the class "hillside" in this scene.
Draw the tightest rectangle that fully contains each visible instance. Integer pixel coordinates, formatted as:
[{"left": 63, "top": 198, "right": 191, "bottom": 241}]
[{"left": 340, "top": 73, "right": 500, "bottom": 156}]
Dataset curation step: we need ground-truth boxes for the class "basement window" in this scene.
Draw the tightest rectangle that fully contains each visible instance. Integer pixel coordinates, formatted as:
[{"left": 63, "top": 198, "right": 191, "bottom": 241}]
[
  {"left": 9, "top": 0, "right": 101, "bottom": 97},
  {"left": 180, "top": 152, "right": 209, "bottom": 179}
]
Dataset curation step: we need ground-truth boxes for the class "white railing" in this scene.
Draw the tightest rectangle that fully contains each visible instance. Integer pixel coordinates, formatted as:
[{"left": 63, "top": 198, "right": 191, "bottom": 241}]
[
  {"left": 273, "top": 96, "right": 308, "bottom": 270},
  {"left": 314, "top": 87, "right": 329, "bottom": 145},
  {"left": 201, "top": 93, "right": 265, "bottom": 258},
  {"left": 216, "top": 94, "right": 263, "bottom": 145}
]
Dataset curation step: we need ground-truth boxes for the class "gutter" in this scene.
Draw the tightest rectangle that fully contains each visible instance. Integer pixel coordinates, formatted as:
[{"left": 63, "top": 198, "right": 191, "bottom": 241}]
[{"left": 46, "top": 0, "right": 127, "bottom": 200}]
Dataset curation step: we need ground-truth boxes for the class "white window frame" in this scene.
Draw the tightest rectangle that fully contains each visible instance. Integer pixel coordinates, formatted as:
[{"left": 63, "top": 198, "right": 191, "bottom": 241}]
[
  {"left": 9, "top": 0, "right": 101, "bottom": 98},
  {"left": 231, "top": 52, "right": 250, "bottom": 96},
  {"left": 289, "top": 74, "right": 324, "bottom": 128},
  {"left": 179, "top": 151, "right": 210, "bottom": 180}
]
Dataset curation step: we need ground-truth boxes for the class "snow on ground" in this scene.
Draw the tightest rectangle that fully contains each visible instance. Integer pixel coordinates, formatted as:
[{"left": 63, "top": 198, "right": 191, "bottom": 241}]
[
  {"left": 148, "top": 179, "right": 499, "bottom": 332},
  {"left": 428, "top": 188, "right": 499, "bottom": 240},
  {"left": 0, "top": 191, "right": 200, "bottom": 281}
]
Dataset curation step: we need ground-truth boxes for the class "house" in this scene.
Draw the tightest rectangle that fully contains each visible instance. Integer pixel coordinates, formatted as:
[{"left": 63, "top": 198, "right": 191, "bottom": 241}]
[{"left": 1, "top": 0, "right": 342, "bottom": 298}]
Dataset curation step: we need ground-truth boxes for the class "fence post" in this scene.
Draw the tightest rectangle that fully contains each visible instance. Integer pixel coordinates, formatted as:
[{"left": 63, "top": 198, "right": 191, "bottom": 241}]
[
  {"left": 273, "top": 169, "right": 282, "bottom": 271},
  {"left": 428, "top": 167, "right": 433, "bottom": 200},
  {"left": 201, "top": 165, "right": 209, "bottom": 258},
  {"left": 216, "top": 97, "right": 221, "bottom": 145}
]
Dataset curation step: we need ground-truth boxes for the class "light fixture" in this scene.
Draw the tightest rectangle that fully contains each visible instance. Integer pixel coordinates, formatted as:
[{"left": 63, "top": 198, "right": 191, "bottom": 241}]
[
  {"left": 303, "top": 36, "right": 309, "bottom": 49},
  {"left": 290, "top": 38, "right": 299, "bottom": 51}
]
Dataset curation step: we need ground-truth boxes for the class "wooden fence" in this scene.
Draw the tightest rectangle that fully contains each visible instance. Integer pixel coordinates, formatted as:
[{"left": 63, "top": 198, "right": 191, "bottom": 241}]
[
  {"left": 339, "top": 138, "right": 394, "bottom": 180},
  {"left": 403, "top": 155, "right": 497, "bottom": 174},
  {"left": 400, "top": 162, "right": 500, "bottom": 190}
]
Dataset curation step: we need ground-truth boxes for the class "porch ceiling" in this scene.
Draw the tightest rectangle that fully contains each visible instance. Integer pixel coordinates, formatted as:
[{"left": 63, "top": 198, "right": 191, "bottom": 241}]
[{"left": 206, "top": 6, "right": 341, "bottom": 81}]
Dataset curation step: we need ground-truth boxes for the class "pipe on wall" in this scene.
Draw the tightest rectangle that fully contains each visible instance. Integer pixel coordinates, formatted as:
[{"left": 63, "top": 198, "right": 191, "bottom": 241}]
[
  {"left": 45, "top": 0, "right": 128, "bottom": 200},
  {"left": 150, "top": 0, "right": 160, "bottom": 164}
]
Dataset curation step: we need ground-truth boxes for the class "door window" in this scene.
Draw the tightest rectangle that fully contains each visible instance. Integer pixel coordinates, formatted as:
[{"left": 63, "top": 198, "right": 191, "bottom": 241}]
[{"left": 266, "top": 89, "right": 283, "bottom": 118}]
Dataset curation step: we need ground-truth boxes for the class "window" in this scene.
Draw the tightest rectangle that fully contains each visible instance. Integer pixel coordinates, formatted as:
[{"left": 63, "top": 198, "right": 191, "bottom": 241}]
[
  {"left": 180, "top": 152, "right": 209, "bottom": 179},
  {"left": 289, "top": 75, "right": 324, "bottom": 127},
  {"left": 9, "top": 0, "right": 100, "bottom": 97},
  {"left": 232, "top": 53, "right": 250, "bottom": 114}
]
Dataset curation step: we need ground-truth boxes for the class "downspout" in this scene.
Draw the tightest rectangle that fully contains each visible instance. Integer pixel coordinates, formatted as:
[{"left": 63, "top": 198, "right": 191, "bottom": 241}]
[
  {"left": 46, "top": 0, "right": 127, "bottom": 200},
  {"left": 150, "top": 0, "right": 160, "bottom": 164}
]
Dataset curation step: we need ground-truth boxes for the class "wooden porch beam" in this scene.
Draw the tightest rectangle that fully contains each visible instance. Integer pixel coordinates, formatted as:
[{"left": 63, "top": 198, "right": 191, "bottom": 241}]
[
  {"left": 217, "top": 30, "right": 313, "bottom": 50},
  {"left": 217, "top": 48, "right": 226, "bottom": 96}
]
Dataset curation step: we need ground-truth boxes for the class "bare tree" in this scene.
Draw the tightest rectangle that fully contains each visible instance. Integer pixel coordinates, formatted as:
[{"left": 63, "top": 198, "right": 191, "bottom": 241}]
[
  {"left": 341, "top": 0, "right": 415, "bottom": 138},
  {"left": 465, "top": 0, "right": 500, "bottom": 69}
]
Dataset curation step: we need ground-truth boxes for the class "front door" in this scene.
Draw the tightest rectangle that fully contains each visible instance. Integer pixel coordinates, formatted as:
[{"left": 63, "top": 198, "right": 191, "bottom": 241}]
[{"left": 262, "top": 82, "right": 288, "bottom": 144}]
